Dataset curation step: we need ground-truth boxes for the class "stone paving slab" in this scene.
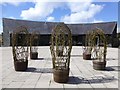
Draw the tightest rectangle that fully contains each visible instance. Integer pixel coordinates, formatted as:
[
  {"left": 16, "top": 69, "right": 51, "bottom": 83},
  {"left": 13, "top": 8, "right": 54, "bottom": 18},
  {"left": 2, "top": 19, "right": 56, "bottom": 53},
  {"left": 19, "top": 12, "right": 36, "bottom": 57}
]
[{"left": 1, "top": 46, "right": 119, "bottom": 89}]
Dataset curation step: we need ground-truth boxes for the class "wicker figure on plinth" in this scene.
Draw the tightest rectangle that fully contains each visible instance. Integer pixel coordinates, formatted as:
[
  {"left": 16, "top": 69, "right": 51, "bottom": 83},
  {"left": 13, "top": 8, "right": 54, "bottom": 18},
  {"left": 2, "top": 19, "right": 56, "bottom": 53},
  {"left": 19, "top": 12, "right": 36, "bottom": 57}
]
[
  {"left": 50, "top": 23, "right": 72, "bottom": 83},
  {"left": 83, "top": 31, "right": 93, "bottom": 60},
  {"left": 91, "top": 28, "right": 107, "bottom": 70},
  {"left": 12, "top": 26, "right": 29, "bottom": 71},
  {"left": 30, "top": 31, "right": 39, "bottom": 59}
]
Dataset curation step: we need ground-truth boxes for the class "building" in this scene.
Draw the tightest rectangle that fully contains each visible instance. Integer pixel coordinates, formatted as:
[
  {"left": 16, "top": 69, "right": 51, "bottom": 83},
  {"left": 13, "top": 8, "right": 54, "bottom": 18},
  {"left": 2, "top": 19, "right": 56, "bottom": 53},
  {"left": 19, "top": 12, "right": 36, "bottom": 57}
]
[
  {"left": 0, "top": 33, "right": 3, "bottom": 47},
  {"left": 2, "top": 18, "right": 117, "bottom": 47}
]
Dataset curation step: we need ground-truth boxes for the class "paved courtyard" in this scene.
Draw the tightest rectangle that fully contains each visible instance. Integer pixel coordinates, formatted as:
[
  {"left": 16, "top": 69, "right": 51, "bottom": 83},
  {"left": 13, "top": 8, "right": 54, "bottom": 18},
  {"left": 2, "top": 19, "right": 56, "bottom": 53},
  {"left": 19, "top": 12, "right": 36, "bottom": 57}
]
[{"left": 1, "top": 46, "right": 119, "bottom": 89}]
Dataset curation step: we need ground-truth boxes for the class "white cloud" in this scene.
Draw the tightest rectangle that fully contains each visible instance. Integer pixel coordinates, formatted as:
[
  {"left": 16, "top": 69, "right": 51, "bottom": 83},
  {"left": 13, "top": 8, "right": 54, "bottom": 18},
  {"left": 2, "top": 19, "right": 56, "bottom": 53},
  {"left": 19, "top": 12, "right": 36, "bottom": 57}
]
[
  {"left": 67, "top": 0, "right": 92, "bottom": 13},
  {"left": 7, "top": 17, "right": 16, "bottom": 19},
  {"left": 2, "top": 0, "right": 104, "bottom": 23},
  {"left": 46, "top": 17, "right": 55, "bottom": 22},
  {"left": 93, "top": 19, "right": 104, "bottom": 23},
  {"left": 20, "top": 2, "right": 63, "bottom": 20},
  {"left": 20, "top": 1, "right": 102, "bottom": 22},
  {"left": 61, "top": 1, "right": 104, "bottom": 23}
]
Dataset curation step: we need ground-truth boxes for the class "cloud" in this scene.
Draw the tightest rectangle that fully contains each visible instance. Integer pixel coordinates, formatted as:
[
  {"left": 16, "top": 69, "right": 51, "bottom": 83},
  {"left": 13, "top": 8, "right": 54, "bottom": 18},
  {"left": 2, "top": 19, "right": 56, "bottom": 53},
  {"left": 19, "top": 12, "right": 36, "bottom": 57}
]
[
  {"left": 7, "top": 17, "right": 16, "bottom": 19},
  {"left": 61, "top": 1, "right": 104, "bottom": 23},
  {"left": 67, "top": 0, "right": 92, "bottom": 13},
  {"left": 20, "top": 2, "right": 63, "bottom": 20},
  {"left": 93, "top": 19, "right": 104, "bottom": 23},
  {"left": 46, "top": 16, "right": 55, "bottom": 22},
  {"left": 4, "top": 0, "right": 104, "bottom": 23}
]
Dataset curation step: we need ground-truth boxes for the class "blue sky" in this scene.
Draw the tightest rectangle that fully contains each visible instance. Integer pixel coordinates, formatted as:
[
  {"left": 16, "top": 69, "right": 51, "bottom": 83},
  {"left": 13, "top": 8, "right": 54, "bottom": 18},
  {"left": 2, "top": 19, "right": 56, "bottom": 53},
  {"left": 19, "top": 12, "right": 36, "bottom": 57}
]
[
  {"left": 0, "top": 1, "right": 119, "bottom": 33},
  {"left": 118, "top": 2, "right": 120, "bottom": 32}
]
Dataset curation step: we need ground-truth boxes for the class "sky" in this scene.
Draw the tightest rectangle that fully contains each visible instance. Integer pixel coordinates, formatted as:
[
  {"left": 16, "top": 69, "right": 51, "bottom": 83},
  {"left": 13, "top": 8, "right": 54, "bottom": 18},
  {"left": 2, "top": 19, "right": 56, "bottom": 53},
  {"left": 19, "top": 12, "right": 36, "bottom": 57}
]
[
  {"left": 118, "top": 2, "right": 120, "bottom": 32},
  {"left": 0, "top": 0, "right": 120, "bottom": 34}
]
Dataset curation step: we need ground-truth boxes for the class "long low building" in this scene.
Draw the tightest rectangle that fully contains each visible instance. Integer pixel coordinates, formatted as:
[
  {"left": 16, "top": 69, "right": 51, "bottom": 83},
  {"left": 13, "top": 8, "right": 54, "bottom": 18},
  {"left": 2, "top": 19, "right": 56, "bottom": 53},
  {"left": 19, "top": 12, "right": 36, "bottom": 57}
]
[{"left": 2, "top": 18, "right": 117, "bottom": 47}]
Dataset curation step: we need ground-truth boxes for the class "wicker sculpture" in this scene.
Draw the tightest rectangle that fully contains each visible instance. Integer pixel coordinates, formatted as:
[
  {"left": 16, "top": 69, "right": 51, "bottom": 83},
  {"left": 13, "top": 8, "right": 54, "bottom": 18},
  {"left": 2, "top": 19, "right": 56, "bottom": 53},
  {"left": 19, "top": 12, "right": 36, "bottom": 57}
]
[
  {"left": 50, "top": 23, "right": 72, "bottom": 83},
  {"left": 12, "top": 26, "right": 29, "bottom": 71},
  {"left": 83, "top": 31, "right": 93, "bottom": 60},
  {"left": 30, "top": 31, "right": 39, "bottom": 59},
  {"left": 91, "top": 28, "right": 107, "bottom": 70}
]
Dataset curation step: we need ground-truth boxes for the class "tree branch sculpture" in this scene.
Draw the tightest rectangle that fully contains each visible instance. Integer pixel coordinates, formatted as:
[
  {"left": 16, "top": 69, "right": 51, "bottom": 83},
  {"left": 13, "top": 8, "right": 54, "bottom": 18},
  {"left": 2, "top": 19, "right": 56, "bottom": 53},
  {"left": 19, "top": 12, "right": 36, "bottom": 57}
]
[
  {"left": 50, "top": 23, "right": 72, "bottom": 83},
  {"left": 12, "top": 26, "right": 29, "bottom": 71}
]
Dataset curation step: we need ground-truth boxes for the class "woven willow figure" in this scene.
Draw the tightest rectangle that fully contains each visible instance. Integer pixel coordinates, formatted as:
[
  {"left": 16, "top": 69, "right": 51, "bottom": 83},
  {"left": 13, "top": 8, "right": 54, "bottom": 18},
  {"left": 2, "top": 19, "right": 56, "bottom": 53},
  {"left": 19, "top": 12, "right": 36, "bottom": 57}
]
[
  {"left": 50, "top": 23, "right": 72, "bottom": 70},
  {"left": 90, "top": 28, "right": 107, "bottom": 61},
  {"left": 90, "top": 28, "right": 107, "bottom": 70},
  {"left": 30, "top": 31, "right": 39, "bottom": 59},
  {"left": 84, "top": 31, "right": 93, "bottom": 50},
  {"left": 83, "top": 31, "right": 93, "bottom": 60},
  {"left": 30, "top": 32, "right": 39, "bottom": 52},
  {"left": 12, "top": 26, "right": 29, "bottom": 71},
  {"left": 50, "top": 23, "right": 72, "bottom": 83}
]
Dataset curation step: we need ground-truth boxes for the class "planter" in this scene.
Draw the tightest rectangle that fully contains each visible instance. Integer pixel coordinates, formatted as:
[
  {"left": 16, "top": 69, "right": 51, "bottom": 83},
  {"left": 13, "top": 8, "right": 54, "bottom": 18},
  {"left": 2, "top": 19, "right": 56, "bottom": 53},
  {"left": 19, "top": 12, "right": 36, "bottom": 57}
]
[
  {"left": 14, "top": 60, "right": 28, "bottom": 71},
  {"left": 30, "top": 52, "right": 38, "bottom": 59},
  {"left": 83, "top": 52, "right": 91, "bottom": 60},
  {"left": 53, "top": 68, "right": 69, "bottom": 83},
  {"left": 93, "top": 60, "right": 106, "bottom": 70}
]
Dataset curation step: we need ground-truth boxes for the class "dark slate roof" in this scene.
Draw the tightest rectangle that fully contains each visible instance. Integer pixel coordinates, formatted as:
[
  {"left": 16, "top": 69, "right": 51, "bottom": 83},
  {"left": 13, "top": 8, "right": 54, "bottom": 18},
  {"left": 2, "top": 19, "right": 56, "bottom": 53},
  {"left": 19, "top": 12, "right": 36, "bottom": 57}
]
[
  {"left": 67, "top": 22, "right": 117, "bottom": 35},
  {"left": 3, "top": 18, "right": 117, "bottom": 35}
]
